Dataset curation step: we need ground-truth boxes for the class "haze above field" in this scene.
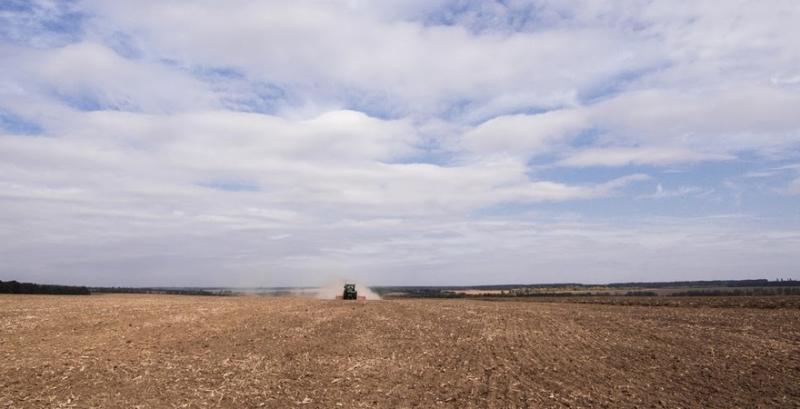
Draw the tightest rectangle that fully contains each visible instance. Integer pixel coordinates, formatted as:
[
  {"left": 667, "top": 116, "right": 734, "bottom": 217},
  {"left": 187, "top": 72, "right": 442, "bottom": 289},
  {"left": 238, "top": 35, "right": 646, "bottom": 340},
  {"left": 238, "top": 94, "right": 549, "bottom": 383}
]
[{"left": 1, "top": 1, "right": 799, "bottom": 287}]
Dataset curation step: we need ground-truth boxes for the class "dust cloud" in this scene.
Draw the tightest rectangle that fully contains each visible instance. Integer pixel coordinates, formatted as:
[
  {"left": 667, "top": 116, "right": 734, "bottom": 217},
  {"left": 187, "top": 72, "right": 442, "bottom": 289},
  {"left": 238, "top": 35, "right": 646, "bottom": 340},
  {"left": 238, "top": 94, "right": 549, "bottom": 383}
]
[{"left": 312, "top": 280, "right": 382, "bottom": 300}]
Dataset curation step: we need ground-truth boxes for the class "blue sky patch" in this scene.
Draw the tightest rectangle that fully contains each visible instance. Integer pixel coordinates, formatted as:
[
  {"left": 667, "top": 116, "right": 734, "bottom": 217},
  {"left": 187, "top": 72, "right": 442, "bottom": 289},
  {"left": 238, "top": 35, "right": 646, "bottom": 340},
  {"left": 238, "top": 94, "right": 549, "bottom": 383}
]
[
  {"left": 0, "top": 110, "right": 43, "bottom": 135},
  {"left": 0, "top": 0, "right": 86, "bottom": 47}
]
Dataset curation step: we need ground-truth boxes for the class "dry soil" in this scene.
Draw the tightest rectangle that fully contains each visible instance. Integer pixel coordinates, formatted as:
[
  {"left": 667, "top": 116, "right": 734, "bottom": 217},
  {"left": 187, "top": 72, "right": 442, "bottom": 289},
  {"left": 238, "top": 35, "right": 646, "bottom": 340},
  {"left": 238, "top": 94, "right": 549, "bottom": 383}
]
[{"left": 1, "top": 295, "right": 798, "bottom": 408}]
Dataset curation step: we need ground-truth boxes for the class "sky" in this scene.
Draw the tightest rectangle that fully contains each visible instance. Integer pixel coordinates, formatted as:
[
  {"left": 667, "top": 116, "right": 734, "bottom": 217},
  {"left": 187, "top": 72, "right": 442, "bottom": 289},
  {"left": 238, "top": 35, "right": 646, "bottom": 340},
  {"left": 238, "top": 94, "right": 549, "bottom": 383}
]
[{"left": 1, "top": 0, "right": 799, "bottom": 287}]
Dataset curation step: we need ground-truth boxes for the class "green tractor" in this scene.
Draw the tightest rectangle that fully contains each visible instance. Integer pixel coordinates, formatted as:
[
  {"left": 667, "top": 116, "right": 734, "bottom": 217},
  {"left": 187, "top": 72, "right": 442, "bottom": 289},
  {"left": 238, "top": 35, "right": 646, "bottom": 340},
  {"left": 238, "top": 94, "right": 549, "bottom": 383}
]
[
  {"left": 343, "top": 283, "right": 357, "bottom": 300},
  {"left": 337, "top": 283, "right": 366, "bottom": 300}
]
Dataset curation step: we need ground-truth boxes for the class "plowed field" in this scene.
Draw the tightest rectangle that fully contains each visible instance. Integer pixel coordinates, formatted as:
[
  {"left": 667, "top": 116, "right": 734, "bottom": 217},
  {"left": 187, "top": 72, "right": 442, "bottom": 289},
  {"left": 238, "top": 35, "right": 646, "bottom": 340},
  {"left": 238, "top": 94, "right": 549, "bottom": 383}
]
[{"left": 1, "top": 295, "right": 798, "bottom": 408}]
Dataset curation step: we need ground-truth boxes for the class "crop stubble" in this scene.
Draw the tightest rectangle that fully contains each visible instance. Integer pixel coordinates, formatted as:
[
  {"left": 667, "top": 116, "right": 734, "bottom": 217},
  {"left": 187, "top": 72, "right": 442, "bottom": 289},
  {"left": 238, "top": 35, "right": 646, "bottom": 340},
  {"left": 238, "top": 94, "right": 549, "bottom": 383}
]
[{"left": 1, "top": 295, "right": 798, "bottom": 408}]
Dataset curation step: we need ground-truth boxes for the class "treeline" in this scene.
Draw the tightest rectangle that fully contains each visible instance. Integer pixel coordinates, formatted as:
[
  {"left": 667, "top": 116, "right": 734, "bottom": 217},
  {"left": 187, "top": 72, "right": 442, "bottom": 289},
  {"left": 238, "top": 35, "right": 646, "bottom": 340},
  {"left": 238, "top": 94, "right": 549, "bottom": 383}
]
[
  {"left": 670, "top": 287, "right": 800, "bottom": 297},
  {"left": 373, "top": 279, "right": 799, "bottom": 296},
  {"left": 608, "top": 279, "right": 799, "bottom": 289},
  {"left": 89, "top": 287, "right": 232, "bottom": 296},
  {"left": 623, "top": 291, "right": 658, "bottom": 297},
  {"left": 0, "top": 281, "right": 234, "bottom": 296},
  {"left": 373, "top": 284, "right": 584, "bottom": 295},
  {"left": 500, "top": 290, "right": 659, "bottom": 298},
  {"left": 382, "top": 288, "right": 467, "bottom": 298},
  {"left": 382, "top": 289, "right": 660, "bottom": 299},
  {"left": 0, "top": 280, "right": 90, "bottom": 295},
  {"left": 381, "top": 286, "right": 800, "bottom": 299}
]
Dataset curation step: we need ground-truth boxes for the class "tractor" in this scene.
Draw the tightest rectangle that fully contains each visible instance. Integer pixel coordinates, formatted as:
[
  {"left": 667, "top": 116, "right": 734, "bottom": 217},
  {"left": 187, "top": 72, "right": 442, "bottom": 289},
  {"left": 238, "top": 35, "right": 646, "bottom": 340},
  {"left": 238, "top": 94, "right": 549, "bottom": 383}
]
[{"left": 337, "top": 283, "right": 366, "bottom": 300}]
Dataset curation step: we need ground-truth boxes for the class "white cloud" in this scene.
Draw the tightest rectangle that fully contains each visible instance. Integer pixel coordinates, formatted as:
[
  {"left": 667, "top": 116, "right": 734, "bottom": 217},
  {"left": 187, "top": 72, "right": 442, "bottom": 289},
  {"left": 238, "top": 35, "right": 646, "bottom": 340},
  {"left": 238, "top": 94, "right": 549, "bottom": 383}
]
[
  {"left": 589, "top": 87, "right": 800, "bottom": 151},
  {"left": 462, "top": 109, "right": 586, "bottom": 156},
  {"left": 78, "top": 1, "right": 660, "bottom": 117},
  {"left": 558, "top": 147, "right": 732, "bottom": 167},
  {"left": 0, "top": 107, "right": 644, "bottom": 226},
  {"left": 1, "top": 42, "right": 216, "bottom": 113},
  {"left": 2, "top": 1, "right": 800, "bottom": 285},
  {"left": 458, "top": 85, "right": 800, "bottom": 167},
  {"left": 638, "top": 184, "right": 707, "bottom": 199},
  {"left": 464, "top": 85, "right": 800, "bottom": 166}
]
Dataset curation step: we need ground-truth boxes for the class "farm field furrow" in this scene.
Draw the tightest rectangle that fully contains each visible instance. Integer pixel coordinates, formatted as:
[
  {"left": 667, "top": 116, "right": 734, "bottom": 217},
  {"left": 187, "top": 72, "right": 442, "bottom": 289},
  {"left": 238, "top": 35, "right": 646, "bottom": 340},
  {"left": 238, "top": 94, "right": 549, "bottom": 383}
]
[{"left": 1, "top": 295, "right": 799, "bottom": 408}]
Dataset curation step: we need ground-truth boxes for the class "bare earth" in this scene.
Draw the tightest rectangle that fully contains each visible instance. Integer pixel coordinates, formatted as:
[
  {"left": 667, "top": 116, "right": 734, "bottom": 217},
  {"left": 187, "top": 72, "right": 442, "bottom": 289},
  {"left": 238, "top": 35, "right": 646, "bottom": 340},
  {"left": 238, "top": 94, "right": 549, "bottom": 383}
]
[{"left": 1, "top": 295, "right": 799, "bottom": 408}]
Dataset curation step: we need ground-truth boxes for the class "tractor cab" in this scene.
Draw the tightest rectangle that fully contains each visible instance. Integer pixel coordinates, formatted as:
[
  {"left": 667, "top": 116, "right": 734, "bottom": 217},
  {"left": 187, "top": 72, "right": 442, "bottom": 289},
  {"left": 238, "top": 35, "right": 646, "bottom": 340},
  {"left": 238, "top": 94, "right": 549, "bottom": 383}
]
[{"left": 342, "top": 283, "right": 358, "bottom": 299}]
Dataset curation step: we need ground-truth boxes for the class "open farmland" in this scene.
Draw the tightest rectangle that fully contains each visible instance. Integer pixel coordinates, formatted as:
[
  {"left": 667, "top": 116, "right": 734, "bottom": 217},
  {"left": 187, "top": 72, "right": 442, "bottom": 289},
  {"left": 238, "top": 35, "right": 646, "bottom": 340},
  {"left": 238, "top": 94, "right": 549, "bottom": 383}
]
[{"left": 1, "top": 295, "right": 799, "bottom": 408}]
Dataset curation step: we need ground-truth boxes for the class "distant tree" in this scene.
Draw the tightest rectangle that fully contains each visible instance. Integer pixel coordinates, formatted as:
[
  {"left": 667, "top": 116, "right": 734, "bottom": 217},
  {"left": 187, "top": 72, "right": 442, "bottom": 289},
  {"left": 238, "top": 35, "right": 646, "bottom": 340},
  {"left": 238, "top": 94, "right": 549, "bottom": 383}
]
[{"left": 0, "top": 280, "right": 90, "bottom": 295}]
